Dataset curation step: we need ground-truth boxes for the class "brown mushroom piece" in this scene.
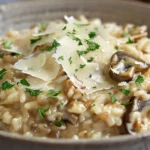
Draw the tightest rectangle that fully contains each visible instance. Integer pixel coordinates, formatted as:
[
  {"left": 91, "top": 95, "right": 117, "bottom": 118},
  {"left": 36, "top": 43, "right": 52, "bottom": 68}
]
[
  {"left": 124, "top": 97, "right": 150, "bottom": 135},
  {"left": 109, "top": 51, "right": 149, "bottom": 82},
  {"left": 63, "top": 112, "right": 78, "bottom": 125}
]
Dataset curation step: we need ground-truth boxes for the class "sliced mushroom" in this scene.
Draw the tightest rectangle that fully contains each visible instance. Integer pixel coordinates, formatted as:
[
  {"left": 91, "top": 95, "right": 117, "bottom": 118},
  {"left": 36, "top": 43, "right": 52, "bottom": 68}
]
[
  {"left": 124, "top": 96, "right": 150, "bottom": 135},
  {"left": 63, "top": 112, "right": 78, "bottom": 125},
  {"left": 109, "top": 51, "right": 149, "bottom": 82}
]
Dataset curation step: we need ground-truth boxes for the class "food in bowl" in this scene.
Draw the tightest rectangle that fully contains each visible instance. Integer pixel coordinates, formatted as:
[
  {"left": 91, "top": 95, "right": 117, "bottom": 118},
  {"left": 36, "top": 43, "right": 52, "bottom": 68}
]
[{"left": 0, "top": 15, "right": 149, "bottom": 139}]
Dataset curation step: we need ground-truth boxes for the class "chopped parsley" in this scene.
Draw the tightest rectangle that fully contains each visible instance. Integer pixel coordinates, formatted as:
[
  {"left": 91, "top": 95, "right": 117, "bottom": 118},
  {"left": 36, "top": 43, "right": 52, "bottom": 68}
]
[
  {"left": 68, "top": 32, "right": 82, "bottom": 45},
  {"left": 30, "top": 37, "right": 42, "bottom": 44},
  {"left": 47, "top": 90, "right": 61, "bottom": 98},
  {"left": 40, "top": 22, "right": 46, "bottom": 30},
  {"left": 86, "top": 40, "right": 100, "bottom": 51},
  {"left": 119, "top": 89, "right": 130, "bottom": 96},
  {"left": 89, "top": 32, "right": 96, "bottom": 39},
  {"left": 60, "top": 102, "right": 65, "bottom": 106},
  {"left": 74, "top": 23, "right": 89, "bottom": 27},
  {"left": 80, "top": 64, "right": 86, "bottom": 69},
  {"left": 135, "top": 75, "right": 144, "bottom": 87},
  {"left": 58, "top": 56, "right": 64, "bottom": 60},
  {"left": 92, "top": 86, "right": 96, "bottom": 89},
  {"left": 75, "top": 69, "right": 78, "bottom": 72},
  {"left": 37, "top": 107, "right": 49, "bottom": 119},
  {"left": 55, "top": 120, "right": 63, "bottom": 127},
  {"left": 115, "top": 45, "right": 119, "bottom": 51},
  {"left": 77, "top": 50, "right": 86, "bottom": 56},
  {"left": 4, "top": 40, "right": 12, "bottom": 49},
  {"left": 11, "top": 53, "right": 20, "bottom": 56},
  {"left": 121, "top": 101, "right": 132, "bottom": 107},
  {"left": 91, "top": 103, "right": 96, "bottom": 107},
  {"left": 20, "top": 79, "right": 30, "bottom": 86},
  {"left": 68, "top": 57, "right": 72, "bottom": 64},
  {"left": 26, "top": 88, "right": 43, "bottom": 96},
  {"left": 1, "top": 81, "right": 14, "bottom": 90},
  {"left": 0, "top": 54, "right": 4, "bottom": 59},
  {"left": 109, "top": 93, "right": 117, "bottom": 103},
  {"left": 87, "top": 57, "right": 94, "bottom": 62},
  {"left": 62, "top": 26, "right": 67, "bottom": 30},
  {"left": 48, "top": 40, "right": 61, "bottom": 51},
  {"left": 0, "top": 68, "right": 7, "bottom": 80},
  {"left": 126, "top": 37, "right": 134, "bottom": 44}
]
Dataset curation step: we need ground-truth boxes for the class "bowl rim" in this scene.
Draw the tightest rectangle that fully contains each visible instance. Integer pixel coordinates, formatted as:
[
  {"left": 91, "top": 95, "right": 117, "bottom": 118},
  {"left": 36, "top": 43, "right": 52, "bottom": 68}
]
[{"left": 0, "top": 0, "right": 150, "bottom": 145}]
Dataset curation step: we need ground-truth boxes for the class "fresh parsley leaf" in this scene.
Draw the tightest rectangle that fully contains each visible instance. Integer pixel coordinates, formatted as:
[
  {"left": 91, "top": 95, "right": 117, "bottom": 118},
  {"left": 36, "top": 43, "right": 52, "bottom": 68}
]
[
  {"left": 86, "top": 40, "right": 100, "bottom": 51},
  {"left": 48, "top": 40, "right": 61, "bottom": 51},
  {"left": 89, "top": 32, "right": 96, "bottom": 39},
  {"left": 4, "top": 40, "right": 12, "bottom": 49},
  {"left": 75, "top": 69, "right": 78, "bottom": 72},
  {"left": 68, "top": 33, "right": 82, "bottom": 45},
  {"left": 40, "top": 22, "right": 46, "bottom": 30},
  {"left": 0, "top": 69, "right": 7, "bottom": 80},
  {"left": 62, "top": 26, "right": 67, "bottom": 30},
  {"left": 47, "top": 90, "right": 61, "bottom": 98},
  {"left": 109, "top": 93, "right": 117, "bottom": 103},
  {"left": 30, "top": 37, "right": 42, "bottom": 44},
  {"left": 55, "top": 120, "right": 63, "bottom": 127},
  {"left": 121, "top": 101, "right": 132, "bottom": 107},
  {"left": 77, "top": 50, "right": 86, "bottom": 56},
  {"left": 115, "top": 45, "right": 119, "bottom": 51},
  {"left": 80, "top": 64, "right": 86, "bottom": 69},
  {"left": 0, "top": 54, "right": 4, "bottom": 59},
  {"left": 1, "top": 81, "right": 14, "bottom": 90},
  {"left": 58, "top": 56, "right": 64, "bottom": 60},
  {"left": 74, "top": 23, "right": 89, "bottom": 27},
  {"left": 87, "top": 57, "right": 94, "bottom": 62},
  {"left": 11, "top": 53, "right": 20, "bottom": 56},
  {"left": 126, "top": 37, "right": 134, "bottom": 44},
  {"left": 26, "top": 88, "right": 43, "bottom": 96},
  {"left": 37, "top": 107, "right": 49, "bottom": 119},
  {"left": 119, "top": 89, "right": 130, "bottom": 96},
  {"left": 20, "top": 79, "right": 30, "bottom": 86},
  {"left": 135, "top": 75, "right": 144, "bottom": 87},
  {"left": 68, "top": 57, "right": 72, "bottom": 64},
  {"left": 91, "top": 103, "right": 96, "bottom": 107}
]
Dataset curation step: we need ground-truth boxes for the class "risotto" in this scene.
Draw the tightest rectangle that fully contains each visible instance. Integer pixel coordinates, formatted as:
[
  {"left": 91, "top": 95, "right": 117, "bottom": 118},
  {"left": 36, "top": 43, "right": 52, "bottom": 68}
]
[{"left": 0, "top": 15, "right": 150, "bottom": 139}]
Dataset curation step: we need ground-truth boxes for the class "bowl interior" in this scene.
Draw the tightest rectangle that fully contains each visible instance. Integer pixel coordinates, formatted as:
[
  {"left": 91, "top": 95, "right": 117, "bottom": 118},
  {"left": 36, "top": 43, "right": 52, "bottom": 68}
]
[{"left": 0, "top": 0, "right": 150, "bottom": 147}]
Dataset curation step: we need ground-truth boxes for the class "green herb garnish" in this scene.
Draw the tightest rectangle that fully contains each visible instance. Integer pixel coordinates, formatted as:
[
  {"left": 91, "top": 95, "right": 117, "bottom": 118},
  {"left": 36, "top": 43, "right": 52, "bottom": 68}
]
[
  {"left": 91, "top": 103, "right": 96, "bottom": 107},
  {"left": 109, "top": 93, "right": 117, "bottom": 103},
  {"left": 37, "top": 107, "right": 49, "bottom": 119},
  {"left": 48, "top": 40, "right": 61, "bottom": 51},
  {"left": 75, "top": 69, "right": 78, "bottom": 72},
  {"left": 121, "top": 101, "right": 132, "bottom": 107},
  {"left": 89, "top": 32, "right": 96, "bottom": 39},
  {"left": 58, "top": 56, "right": 64, "bottom": 60},
  {"left": 55, "top": 120, "right": 63, "bottom": 127},
  {"left": 68, "top": 32, "right": 82, "bottom": 45},
  {"left": 20, "top": 79, "right": 30, "bottom": 86},
  {"left": 135, "top": 75, "right": 144, "bottom": 87},
  {"left": 86, "top": 40, "right": 100, "bottom": 51},
  {"left": 119, "top": 89, "right": 130, "bottom": 96},
  {"left": 87, "top": 57, "right": 94, "bottom": 62},
  {"left": 11, "top": 53, "right": 20, "bottom": 56},
  {"left": 26, "top": 88, "right": 43, "bottom": 96},
  {"left": 30, "top": 37, "right": 42, "bottom": 44},
  {"left": 1, "top": 81, "right": 14, "bottom": 90},
  {"left": 0, "top": 69, "right": 7, "bottom": 80},
  {"left": 126, "top": 37, "right": 134, "bottom": 44},
  {"left": 77, "top": 50, "right": 85, "bottom": 56},
  {"left": 68, "top": 57, "right": 72, "bottom": 64},
  {"left": 80, "top": 64, "right": 86, "bottom": 69},
  {"left": 115, "top": 45, "right": 119, "bottom": 51},
  {"left": 47, "top": 90, "right": 61, "bottom": 98},
  {"left": 4, "top": 40, "right": 12, "bottom": 49},
  {"left": 74, "top": 23, "right": 89, "bottom": 27},
  {"left": 40, "top": 22, "right": 46, "bottom": 30},
  {"left": 62, "top": 26, "right": 67, "bottom": 30}
]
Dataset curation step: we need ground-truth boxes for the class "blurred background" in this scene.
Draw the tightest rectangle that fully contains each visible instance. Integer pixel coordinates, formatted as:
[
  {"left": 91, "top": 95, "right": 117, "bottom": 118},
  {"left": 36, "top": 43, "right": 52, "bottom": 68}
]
[{"left": 0, "top": 0, "right": 149, "bottom": 4}]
